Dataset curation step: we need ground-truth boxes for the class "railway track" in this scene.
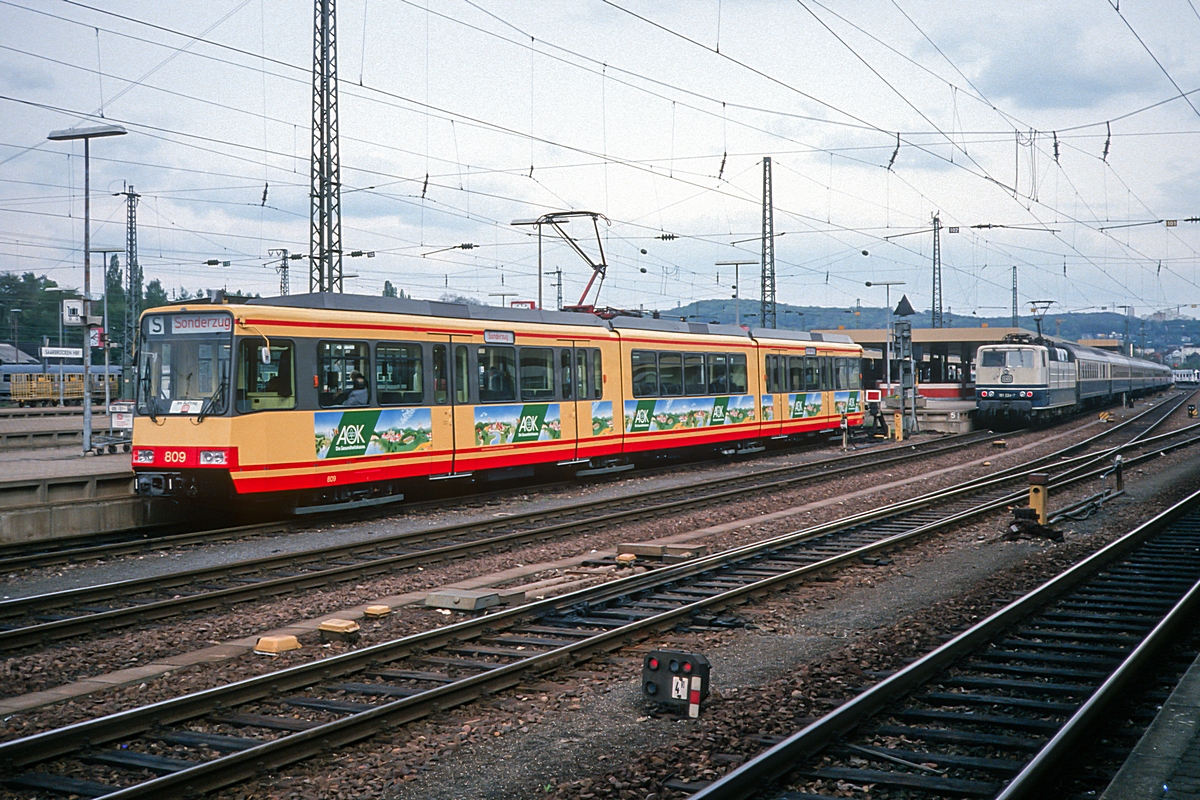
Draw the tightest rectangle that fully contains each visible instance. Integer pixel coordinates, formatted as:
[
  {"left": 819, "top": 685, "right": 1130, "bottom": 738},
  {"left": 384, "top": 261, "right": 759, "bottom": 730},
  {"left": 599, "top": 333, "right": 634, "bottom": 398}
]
[
  {"left": 0, "top": 430, "right": 981, "bottom": 572},
  {"left": 689, "top": 477, "right": 1200, "bottom": 800},
  {"left": 0, "top": 396, "right": 1190, "bottom": 653},
  {"left": 0, "top": 430, "right": 996, "bottom": 649},
  {"left": 0, "top": 403, "right": 1196, "bottom": 798}
]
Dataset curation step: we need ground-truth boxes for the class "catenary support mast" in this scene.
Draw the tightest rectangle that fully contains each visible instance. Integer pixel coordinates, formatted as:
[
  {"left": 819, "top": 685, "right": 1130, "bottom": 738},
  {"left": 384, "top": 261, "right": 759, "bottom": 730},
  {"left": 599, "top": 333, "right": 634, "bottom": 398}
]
[
  {"left": 761, "top": 157, "right": 776, "bottom": 328},
  {"left": 310, "top": 0, "right": 342, "bottom": 292}
]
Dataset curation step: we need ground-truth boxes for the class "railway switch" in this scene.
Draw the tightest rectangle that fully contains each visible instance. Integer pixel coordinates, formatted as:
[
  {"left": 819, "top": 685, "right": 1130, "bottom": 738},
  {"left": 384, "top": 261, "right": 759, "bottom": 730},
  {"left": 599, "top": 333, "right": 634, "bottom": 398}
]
[
  {"left": 643, "top": 650, "right": 711, "bottom": 718},
  {"left": 1028, "top": 473, "right": 1049, "bottom": 525}
]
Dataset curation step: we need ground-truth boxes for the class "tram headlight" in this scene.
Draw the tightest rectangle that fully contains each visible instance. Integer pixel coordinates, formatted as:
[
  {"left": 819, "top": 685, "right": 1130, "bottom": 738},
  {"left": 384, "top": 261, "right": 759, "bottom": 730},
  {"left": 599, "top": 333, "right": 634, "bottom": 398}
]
[
  {"left": 134, "top": 449, "right": 154, "bottom": 464},
  {"left": 199, "top": 450, "right": 228, "bottom": 465}
]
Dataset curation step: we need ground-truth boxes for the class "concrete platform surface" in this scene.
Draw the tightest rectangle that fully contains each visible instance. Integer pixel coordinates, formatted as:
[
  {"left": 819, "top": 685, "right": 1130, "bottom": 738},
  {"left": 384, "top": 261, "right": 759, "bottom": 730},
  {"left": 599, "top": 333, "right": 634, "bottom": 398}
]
[
  {"left": 0, "top": 416, "right": 109, "bottom": 434},
  {"left": 1, "top": 446, "right": 130, "bottom": 482},
  {"left": 1102, "top": 649, "right": 1200, "bottom": 799}
]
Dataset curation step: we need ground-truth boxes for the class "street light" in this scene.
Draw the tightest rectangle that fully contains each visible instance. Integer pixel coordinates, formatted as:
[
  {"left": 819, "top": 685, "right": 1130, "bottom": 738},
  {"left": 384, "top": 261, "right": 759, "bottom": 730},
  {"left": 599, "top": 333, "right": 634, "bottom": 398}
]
[
  {"left": 48, "top": 123, "right": 127, "bottom": 455},
  {"left": 865, "top": 280, "right": 905, "bottom": 394}
]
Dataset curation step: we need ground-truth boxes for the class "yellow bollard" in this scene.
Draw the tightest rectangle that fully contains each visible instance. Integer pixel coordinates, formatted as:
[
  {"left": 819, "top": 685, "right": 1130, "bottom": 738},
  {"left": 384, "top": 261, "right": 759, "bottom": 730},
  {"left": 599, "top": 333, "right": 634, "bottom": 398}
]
[
  {"left": 893, "top": 412, "right": 903, "bottom": 442},
  {"left": 1028, "top": 473, "right": 1049, "bottom": 525}
]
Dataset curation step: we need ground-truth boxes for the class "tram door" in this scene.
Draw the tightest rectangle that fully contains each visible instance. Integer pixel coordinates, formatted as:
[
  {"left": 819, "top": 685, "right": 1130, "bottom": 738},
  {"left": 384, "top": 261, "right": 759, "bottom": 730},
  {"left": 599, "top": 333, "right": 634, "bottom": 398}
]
[
  {"left": 763, "top": 350, "right": 786, "bottom": 438},
  {"left": 430, "top": 340, "right": 471, "bottom": 475},
  {"left": 558, "top": 344, "right": 587, "bottom": 462}
]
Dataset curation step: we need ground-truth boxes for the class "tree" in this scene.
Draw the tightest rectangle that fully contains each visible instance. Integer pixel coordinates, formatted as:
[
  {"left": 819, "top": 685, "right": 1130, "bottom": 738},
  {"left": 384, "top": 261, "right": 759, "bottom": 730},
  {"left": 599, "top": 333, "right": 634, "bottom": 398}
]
[
  {"left": 144, "top": 279, "right": 169, "bottom": 309},
  {"left": 383, "top": 281, "right": 397, "bottom": 298}
]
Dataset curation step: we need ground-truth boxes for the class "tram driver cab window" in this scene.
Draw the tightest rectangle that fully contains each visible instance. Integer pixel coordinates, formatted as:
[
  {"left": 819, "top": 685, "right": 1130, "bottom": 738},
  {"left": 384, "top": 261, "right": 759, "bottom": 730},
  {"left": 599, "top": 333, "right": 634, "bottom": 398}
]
[
  {"left": 236, "top": 339, "right": 296, "bottom": 413},
  {"left": 318, "top": 341, "right": 370, "bottom": 407}
]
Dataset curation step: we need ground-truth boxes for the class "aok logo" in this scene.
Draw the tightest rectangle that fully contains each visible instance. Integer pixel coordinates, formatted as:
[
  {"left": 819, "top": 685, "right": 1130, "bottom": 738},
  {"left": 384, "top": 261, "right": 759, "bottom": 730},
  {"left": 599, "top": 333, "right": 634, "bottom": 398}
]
[
  {"left": 335, "top": 424, "right": 366, "bottom": 447},
  {"left": 711, "top": 405, "right": 726, "bottom": 423},
  {"left": 634, "top": 408, "right": 651, "bottom": 426},
  {"left": 518, "top": 415, "right": 540, "bottom": 434}
]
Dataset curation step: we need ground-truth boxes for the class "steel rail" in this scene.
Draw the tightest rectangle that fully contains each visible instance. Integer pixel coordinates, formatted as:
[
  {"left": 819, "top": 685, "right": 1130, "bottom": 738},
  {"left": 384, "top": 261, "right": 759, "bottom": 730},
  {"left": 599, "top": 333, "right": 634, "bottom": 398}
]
[
  {"left": 0, "top": 432, "right": 1001, "bottom": 648},
  {"left": 0, "top": 400, "right": 1185, "bottom": 652},
  {"left": 690, "top": 469, "right": 1200, "bottom": 800},
  {"left": 0, "top": 430, "right": 991, "bottom": 572},
  {"left": 3, "top": 427, "right": 1197, "bottom": 799}
]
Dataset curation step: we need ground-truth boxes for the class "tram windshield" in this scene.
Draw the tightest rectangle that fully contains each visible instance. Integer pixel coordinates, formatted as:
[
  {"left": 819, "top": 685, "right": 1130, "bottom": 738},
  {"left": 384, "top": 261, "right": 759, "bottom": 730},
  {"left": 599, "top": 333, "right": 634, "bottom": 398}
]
[{"left": 136, "top": 312, "right": 233, "bottom": 417}]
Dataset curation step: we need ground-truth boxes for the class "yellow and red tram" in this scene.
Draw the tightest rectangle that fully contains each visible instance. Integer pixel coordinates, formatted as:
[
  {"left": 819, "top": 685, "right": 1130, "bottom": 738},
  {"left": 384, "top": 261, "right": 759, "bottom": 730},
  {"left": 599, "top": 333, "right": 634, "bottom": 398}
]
[{"left": 131, "top": 294, "right": 863, "bottom": 509}]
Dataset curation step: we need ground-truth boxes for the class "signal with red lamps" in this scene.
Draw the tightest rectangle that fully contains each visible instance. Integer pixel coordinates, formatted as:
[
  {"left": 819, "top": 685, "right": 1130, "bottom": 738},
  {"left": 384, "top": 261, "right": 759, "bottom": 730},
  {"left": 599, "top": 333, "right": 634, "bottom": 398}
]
[{"left": 642, "top": 650, "right": 711, "bottom": 718}]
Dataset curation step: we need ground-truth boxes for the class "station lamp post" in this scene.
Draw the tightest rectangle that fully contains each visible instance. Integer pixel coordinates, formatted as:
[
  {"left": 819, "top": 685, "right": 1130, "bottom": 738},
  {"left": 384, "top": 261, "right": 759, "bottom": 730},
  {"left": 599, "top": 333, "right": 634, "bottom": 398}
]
[
  {"left": 47, "top": 123, "right": 127, "bottom": 454},
  {"left": 9, "top": 308, "right": 20, "bottom": 359},
  {"left": 716, "top": 260, "right": 758, "bottom": 328},
  {"left": 865, "top": 280, "right": 905, "bottom": 395}
]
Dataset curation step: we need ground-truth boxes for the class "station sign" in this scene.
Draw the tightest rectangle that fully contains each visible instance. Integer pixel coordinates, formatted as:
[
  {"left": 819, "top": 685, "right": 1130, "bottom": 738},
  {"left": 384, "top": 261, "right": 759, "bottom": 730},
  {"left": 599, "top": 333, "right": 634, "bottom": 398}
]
[
  {"left": 62, "top": 299, "right": 83, "bottom": 326},
  {"left": 109, "top": 402, "right": 134, "bottom": 429},
  {"left": 40, "top": 346, "right": 82, "bottom": 359}
]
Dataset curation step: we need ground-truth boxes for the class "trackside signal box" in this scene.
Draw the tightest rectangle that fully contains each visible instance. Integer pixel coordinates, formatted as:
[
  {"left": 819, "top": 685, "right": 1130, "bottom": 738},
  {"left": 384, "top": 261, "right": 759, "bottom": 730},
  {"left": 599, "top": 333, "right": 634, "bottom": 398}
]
[
  {"left": 642, "top": 650, "right": 711, "bottom": 718},
  {"left": 1189, "top": 404, "right": 1197, "bottom": 418}
]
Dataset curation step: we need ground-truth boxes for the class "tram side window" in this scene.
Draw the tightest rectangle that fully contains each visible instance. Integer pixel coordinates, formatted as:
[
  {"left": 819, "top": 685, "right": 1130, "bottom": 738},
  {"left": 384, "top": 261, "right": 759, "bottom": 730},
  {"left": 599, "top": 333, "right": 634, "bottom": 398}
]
[
  {"left": 561, "top": 350, "right": 573, "bottom": 400},
  {"left": 632, "top": 350, "right": 658, "bottom": 397},
  {"left": 728, "top": 353, "right": 748, "bottom": 394},
  {"left": 804, "top": 357, "right": 819, "bottom": 391},
  {"left": 318, "top": 342, "right": 369, "bottom": 407},
  {"left": 236, "top": 339, "right": 295, "bottom": 413},
  {"left": 788, "top": 357, "right": 805, "bottom": 392},
  {"left": 847, "top": 357, "right": 862, "bottom": 390},
  {"left": 376, "top": 344, "right": 423, "bottom": 405},
  {"left": 684, "top": 353, "right": 706, "bottom": 395},
  {"left": 659, "top": 352, "right": 683, "bottom": 396},
  {"left": 592, "top": 349, "right": 603, "bottom": 399},
  {"left": 820, "top": 358, "right": 834, "bottom": 391},
  {"left": 575, "top": 350, "right": 588, "bottom": 399},
  {"left": 455, "top": 345, "right": 470, "bottom": 404},
  {"left": 707, "top": 353, "right": 728, "bottom": 394},
  {"left": 433, "top": 345, "right": 449, "bottom": 404},
  {"left": 478, "top": 346, "right": 517, "bottom": 403},
  {"left": 519, "top": 348, "right": 555, "bottom": 401}
]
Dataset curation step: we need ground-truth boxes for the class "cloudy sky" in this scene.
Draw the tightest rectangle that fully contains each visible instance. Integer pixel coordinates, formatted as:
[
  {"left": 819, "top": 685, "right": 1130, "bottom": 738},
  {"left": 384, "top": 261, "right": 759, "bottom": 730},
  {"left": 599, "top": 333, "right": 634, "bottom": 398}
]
[{"left": 2, "top": 0, "right": 1199, "bottom": 321}]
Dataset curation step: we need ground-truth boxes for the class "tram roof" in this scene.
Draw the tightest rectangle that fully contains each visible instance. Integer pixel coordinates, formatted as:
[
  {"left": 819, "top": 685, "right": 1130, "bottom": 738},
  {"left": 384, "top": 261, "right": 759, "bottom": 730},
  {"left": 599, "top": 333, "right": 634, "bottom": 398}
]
[{"left": 247, "top": 292, "right": 610, "bottom": 329}]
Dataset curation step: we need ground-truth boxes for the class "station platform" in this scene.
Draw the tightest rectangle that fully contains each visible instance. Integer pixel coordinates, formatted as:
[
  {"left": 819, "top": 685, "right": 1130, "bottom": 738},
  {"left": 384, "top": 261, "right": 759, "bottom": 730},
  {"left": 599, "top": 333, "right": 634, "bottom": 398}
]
[
  {"left": 0, "top": 446, "right": 136, "bottom": 544},
  {"left": 1102, "top": 649, "right": 1200, "bottom": 798},
  {"left": 884, "top": 397, "right": 975, "bottom": 434},
  {"left": 0, "top": 415, "right": 114, "bottom": 450}
]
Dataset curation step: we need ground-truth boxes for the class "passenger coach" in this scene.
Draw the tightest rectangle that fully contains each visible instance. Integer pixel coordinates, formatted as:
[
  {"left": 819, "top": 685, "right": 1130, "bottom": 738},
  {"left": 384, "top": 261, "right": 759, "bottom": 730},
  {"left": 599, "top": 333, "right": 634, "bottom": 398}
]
[{"left": 131, "top": 294, "right": 863, "bottom": 511}]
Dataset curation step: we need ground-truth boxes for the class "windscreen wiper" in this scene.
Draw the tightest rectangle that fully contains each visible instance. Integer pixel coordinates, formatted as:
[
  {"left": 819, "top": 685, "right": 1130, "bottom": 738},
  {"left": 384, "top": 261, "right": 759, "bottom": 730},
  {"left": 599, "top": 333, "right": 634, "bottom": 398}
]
[{"left": 196, "top": 380, "right": 226, "bottom": 423}]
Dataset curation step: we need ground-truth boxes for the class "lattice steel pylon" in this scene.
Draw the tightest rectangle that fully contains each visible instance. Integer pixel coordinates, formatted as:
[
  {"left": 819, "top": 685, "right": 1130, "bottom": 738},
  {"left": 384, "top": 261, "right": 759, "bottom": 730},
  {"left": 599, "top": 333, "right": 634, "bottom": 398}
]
[
  {"left": 310, "top": 0, "right": 342, "bottom": 293},
  {"left": 931, "top": 212, "right": 943, "bottom": 328},
  {"left": 1012, "top": 266, "right": 1018, "bottom": 328},
  {"left": 119, "top": 186, "right": 140, "bottom": 398},
  {"left": 761, "top": 157, "right": 776, "bottom": 329}
]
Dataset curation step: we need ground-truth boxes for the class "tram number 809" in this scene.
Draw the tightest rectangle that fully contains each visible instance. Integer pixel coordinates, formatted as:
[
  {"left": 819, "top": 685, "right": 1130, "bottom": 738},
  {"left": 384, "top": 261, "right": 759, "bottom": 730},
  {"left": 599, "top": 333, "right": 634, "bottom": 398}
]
[{"left": 163, "top": 451, "right": 187, "bottom": 464}]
